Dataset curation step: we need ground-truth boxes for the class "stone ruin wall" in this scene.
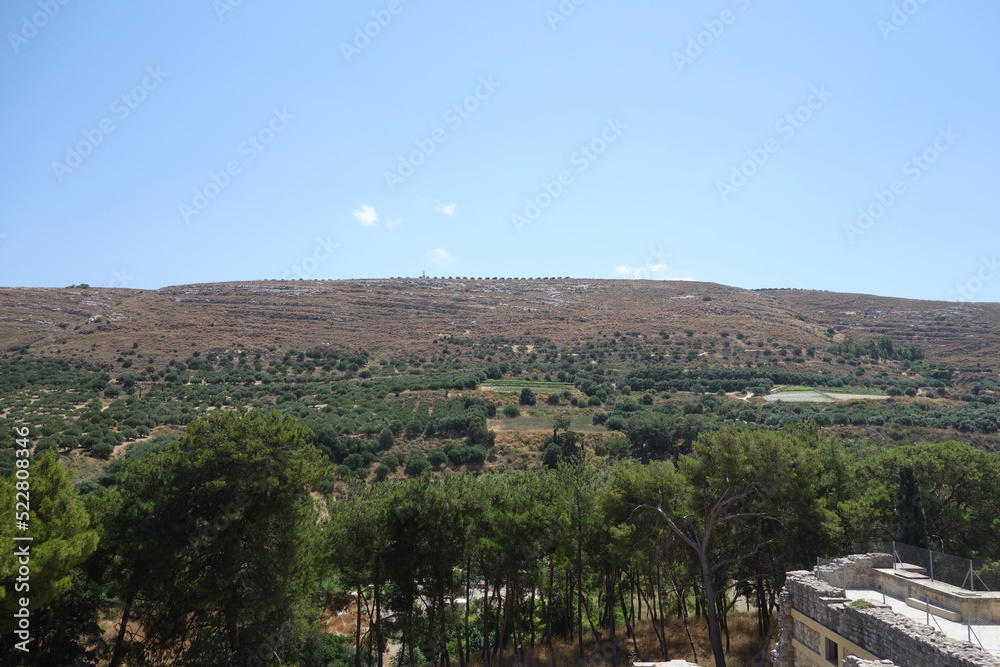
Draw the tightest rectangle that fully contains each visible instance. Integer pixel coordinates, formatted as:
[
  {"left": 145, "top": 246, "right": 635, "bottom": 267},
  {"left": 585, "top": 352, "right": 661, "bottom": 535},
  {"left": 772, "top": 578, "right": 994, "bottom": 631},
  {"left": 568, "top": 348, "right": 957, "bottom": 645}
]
[{"left": 772, "top": 554, "right": 1000, "bottom": 667}]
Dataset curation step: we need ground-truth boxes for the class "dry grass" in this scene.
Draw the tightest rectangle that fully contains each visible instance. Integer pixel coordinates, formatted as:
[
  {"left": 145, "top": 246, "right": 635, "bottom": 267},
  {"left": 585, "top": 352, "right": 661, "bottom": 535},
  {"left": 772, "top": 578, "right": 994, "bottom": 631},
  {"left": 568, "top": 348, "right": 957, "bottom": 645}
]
[
  {"left": 490, "top": 412, "right": 605, "bottom": 434},
  {"left": 61, "top": 448, "right": 109, "bottom": 484}
]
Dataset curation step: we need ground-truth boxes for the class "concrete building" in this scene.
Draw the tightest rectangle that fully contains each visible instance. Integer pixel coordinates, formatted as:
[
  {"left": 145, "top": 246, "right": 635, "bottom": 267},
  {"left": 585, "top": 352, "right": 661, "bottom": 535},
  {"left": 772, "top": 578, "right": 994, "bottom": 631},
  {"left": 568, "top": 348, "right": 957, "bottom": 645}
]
[{"left": 772, "top": 553, "right": 1000, "bottom": 666}]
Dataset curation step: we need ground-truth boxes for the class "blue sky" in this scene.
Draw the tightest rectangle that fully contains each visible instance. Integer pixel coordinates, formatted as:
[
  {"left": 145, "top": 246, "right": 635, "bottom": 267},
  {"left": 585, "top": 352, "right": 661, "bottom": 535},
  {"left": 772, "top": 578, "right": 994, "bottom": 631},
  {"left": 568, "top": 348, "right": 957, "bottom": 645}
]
[{"left": 1, "top": 0, "right": 997, "bottom": 302}]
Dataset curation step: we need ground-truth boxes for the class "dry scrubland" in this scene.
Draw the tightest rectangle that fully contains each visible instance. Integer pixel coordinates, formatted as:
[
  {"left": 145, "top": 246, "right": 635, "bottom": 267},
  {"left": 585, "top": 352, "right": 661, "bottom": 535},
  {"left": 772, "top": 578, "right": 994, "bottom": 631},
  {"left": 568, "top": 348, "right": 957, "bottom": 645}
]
[{"left": 1, "top": 278, "right": 998, "bottom": 373}]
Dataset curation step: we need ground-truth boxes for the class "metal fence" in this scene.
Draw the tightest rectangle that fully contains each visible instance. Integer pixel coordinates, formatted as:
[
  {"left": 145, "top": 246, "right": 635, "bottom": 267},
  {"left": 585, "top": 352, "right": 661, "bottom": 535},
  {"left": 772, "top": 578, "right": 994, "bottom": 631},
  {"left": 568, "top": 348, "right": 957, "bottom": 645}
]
[
  {"left": 965, "top": 613, "right": 1000, "bottom": 655},
  {"left": 891, "top": 543, "right": 1000, "bottom": 653},
  {"left": 891, "top": 541, "right": 1000, "bottom": 592},
  {"left": 814, "top": 544, "right": 1000, "bottom": 654},
  {"left": 906, "top": 594, "right": 1000, "bottom": 655}
]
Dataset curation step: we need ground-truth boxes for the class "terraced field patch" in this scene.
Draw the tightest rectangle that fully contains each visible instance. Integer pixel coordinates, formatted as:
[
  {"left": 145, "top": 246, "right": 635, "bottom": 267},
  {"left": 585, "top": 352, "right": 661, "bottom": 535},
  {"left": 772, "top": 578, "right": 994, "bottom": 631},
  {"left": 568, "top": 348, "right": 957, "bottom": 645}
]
[
  {"left": 766, "top": 386, "right": 889, "bottom": 402},
  {"left": 764, "top": 391, "right": 835, "bottom": 403},
  {"left": 490, "top": 412, "right": 603, "bottom": 432}
]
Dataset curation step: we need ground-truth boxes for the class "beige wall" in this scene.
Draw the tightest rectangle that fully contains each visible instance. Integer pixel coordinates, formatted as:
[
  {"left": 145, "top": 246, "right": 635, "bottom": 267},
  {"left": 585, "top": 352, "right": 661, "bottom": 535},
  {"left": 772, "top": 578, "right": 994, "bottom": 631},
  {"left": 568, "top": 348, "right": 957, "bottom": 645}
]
[{"left": 790, "top": 609, "right": 879, "bottom": 667}]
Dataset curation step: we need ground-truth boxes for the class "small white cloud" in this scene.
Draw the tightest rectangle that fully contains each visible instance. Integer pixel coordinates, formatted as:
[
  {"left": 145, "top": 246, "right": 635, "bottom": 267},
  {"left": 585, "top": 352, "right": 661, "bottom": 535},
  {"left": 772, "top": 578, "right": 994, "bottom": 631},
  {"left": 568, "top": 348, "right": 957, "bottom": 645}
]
[
  {"left": 429, "top": 248, "right": 453, "bottom": 264},
  {"left": 615, "top": 263, "right": 666, "bottom": 279},
  {"left": 614, "top": 263, "right": 693, "bottom": 280},
  {"left": 352, "top": 203, "right": 379, "bottom": 226},
  {"left": 435, "top": 201, "right": 457, "bottom": 217},
  {"left": 385, "top": 217, "right": 402, "bottom": 229}
]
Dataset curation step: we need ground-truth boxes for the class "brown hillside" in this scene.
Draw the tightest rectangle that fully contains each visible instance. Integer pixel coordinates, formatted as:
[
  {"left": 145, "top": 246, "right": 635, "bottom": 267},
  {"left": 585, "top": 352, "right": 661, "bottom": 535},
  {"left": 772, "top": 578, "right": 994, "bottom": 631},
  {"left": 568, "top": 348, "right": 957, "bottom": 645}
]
[{"left": 0, "top": 279, "right": 996, "bottom": 373}]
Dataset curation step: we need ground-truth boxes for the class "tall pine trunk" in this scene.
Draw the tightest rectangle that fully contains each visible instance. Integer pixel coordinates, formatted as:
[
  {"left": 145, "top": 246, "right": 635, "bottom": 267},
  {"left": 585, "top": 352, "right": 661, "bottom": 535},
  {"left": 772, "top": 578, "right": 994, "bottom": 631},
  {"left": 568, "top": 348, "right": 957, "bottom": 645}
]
[
  {"left": 108, "top": 589, "right": 135, "bottom": 667},
  {"left": 699, "top": 549, "right": 727, "bottom": 667}
]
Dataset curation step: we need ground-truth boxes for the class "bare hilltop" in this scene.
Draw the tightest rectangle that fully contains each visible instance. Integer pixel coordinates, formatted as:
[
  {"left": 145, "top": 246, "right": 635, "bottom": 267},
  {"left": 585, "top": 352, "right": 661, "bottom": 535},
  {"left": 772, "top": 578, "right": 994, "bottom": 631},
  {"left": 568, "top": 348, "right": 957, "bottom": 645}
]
[{"left": 0, "top": 278, "right": 996, "bottom": 376}]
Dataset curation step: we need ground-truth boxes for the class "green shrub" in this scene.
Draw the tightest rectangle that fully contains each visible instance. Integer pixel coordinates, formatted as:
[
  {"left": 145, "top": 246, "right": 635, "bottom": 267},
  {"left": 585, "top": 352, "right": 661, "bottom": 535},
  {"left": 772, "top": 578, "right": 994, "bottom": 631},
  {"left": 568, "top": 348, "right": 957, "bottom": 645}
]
[
  {"left": 542, "top": 443, "right": 562, "bottom": 469},
  {"left": 428, "top": 448, "right": 448, "bottom": 468},
  {"left": 91, "top": 441, "right": 114, "bottom": 459},
  {"left": 405, "top": 450, "right": 430, "bottom": 476},
  {"left": 301, "top": 631, "right": 353, "bottom": 667},
  {"left": 318, "top": 473, "right": 336, "bottom": 495},
  {"left": 467, "top": 444, "right": 487, "bottom": 465},
  {"left": 519, "top": 388, "right": 536, "bottom": 405}
]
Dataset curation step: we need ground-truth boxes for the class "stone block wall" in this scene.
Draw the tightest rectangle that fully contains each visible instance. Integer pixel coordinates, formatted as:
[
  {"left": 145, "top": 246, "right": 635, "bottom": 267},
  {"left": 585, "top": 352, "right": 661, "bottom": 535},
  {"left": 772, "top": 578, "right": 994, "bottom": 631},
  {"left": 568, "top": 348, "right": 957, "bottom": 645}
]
[
  {"left": 773, "top": 556, "right": 1000, "bottom": 667},
  {"left": 814, "top": 553, "right": 893, "bottom": 589}
]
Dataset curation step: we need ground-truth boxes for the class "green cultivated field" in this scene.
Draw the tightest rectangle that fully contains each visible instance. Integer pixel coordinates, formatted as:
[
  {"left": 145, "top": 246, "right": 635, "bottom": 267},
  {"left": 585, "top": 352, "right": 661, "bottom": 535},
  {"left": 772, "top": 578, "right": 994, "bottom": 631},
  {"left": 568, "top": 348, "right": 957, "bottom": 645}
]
[{"left": 480, "top": 379, "right": 578, "bottom": 392}]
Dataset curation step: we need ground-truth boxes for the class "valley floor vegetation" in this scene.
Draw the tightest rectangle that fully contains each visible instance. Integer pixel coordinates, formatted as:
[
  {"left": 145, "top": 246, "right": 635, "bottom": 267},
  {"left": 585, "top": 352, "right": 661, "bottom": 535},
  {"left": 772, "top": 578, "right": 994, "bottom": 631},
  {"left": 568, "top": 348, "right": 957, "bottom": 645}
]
[{"left": 1, "top": 332, "right": 999, "bottom": 666}]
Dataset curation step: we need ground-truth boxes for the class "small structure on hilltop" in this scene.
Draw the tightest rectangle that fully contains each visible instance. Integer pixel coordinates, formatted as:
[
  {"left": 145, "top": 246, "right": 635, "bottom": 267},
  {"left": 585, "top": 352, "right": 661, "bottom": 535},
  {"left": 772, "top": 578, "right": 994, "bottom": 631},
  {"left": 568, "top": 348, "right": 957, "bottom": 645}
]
[{"left": 772, "top": 552, "right": 1000, "bottom": 666}]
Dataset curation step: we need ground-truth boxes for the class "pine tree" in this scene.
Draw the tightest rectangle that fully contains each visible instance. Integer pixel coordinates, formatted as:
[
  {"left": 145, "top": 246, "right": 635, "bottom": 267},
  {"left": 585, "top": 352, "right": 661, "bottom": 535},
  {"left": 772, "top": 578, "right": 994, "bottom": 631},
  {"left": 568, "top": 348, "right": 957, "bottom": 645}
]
[
  {"left": 0, "top": 452, "right": 99, "bottom": 636},
  {"left": 97, "top": 410, "right": 325, "bottom": 664},
  {"left": 896, "top": 465, "right": 929, "bottom": 548}
]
